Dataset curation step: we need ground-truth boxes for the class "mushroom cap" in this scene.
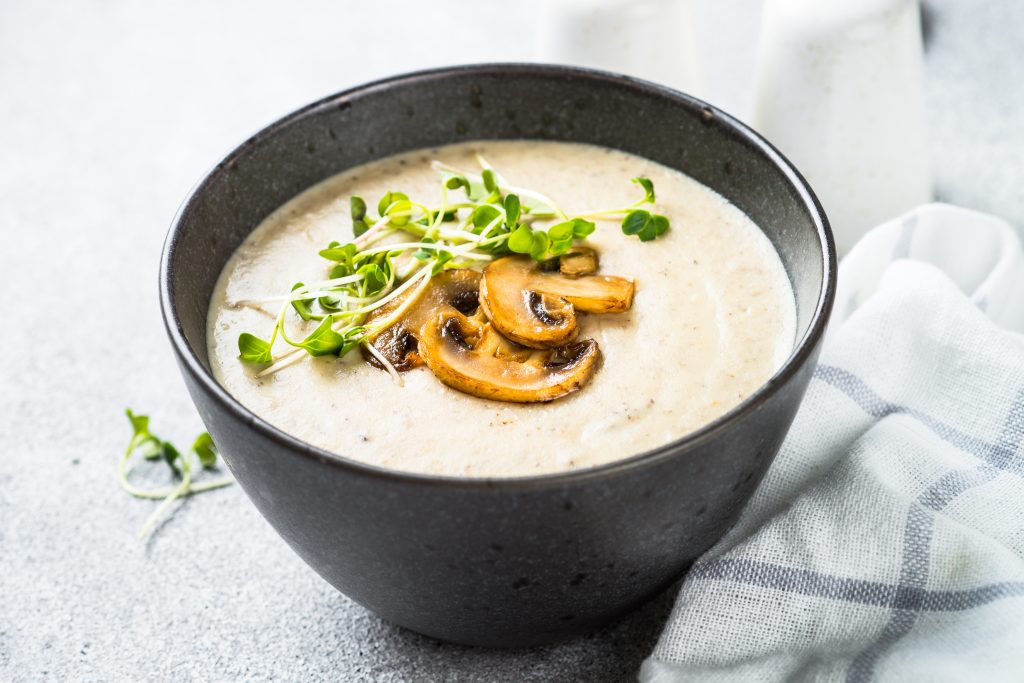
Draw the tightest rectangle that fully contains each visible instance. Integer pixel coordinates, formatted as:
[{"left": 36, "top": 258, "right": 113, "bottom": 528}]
[
  {"left": 363, "top": 268, "right": 481, "bottom": 371},
  {"left": 418, "top": 308, "right": 601, "bottom": 403},
  {"left": 479, "top": 256, "right": 635, "bottom": 349}
]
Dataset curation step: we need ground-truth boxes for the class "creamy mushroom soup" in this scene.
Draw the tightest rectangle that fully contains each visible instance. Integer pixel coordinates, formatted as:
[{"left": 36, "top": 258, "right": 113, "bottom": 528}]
[{"left": 208, "top": 141, "right": 796, "bottom": 477}]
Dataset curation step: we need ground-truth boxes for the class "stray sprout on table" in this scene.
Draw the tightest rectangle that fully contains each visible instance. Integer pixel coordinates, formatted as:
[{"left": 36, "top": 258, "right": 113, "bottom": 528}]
[
  {"left": 236, "top": 155, "right": 671, "bottom": 378},
  {"left": 119, "top": 408, "right": 233, "bottom": 540}
]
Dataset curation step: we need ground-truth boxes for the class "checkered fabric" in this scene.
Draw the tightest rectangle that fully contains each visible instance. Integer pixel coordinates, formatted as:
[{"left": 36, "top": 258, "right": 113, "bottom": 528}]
[{"left": 641, "top": 204, "right": 1024, "bottom": 682}]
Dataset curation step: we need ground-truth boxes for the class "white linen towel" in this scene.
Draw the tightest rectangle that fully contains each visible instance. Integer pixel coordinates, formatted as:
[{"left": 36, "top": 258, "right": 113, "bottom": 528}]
[{"left": 641, "top": 204, "right": 1024, "bottom": 682}]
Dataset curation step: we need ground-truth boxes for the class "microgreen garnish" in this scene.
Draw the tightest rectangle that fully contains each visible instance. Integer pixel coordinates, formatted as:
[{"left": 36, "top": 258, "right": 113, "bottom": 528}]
[
  {"left": 621, "top": 210, "right": 670, "bottom": 242},
  {"left": 119, "top": 408, "right": 233, "bottom": 540},
  {"left": 633, "top": 176, "right": 656, "bottom": 203},
  {"left": 238, "top": 332, "right": 273, "bottom": 364},
  {"left": 235, "top": 157, "right": 671, "bottom": 377},
  {"left": 350, "top": 196, "right": 369, "bottom": 236}
]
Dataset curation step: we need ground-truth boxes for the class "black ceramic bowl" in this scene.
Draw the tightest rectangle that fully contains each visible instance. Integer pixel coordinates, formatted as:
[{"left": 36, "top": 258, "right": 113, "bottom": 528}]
[{"left": 161, "top": 64, "right": 835, "bottom": 648}]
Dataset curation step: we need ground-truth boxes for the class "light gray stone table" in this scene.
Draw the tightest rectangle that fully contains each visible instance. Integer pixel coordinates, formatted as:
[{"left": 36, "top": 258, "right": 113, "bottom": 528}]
[{"left": 2, "top": 1, "right": 1021, "bottom": 680}]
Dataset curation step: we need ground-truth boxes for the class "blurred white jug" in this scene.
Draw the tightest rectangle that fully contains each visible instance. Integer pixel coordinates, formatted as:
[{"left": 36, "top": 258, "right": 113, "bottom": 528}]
[
  {"left": 536, "top": 0, "right": 704, "bottom": 97},
  {"left": 753, "top": 0, "right": 931, "bottom": 255}
]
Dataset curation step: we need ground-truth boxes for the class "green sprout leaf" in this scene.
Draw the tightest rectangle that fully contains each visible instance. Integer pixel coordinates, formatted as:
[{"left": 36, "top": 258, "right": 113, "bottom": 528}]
[
  {"left": 471, "top": 204, "right": 502, "bottom": 231},
  {"left": 318, "top": 294, "right": 341, "bottom": 312},
  {"left": 125, "top": 409, "right": 161, "bottom": 460},
  {"left": 339, "top": 326, "right": 368, "bottom": 356},
  {"left": 290, "top": 282, "right": 317, "bottom": 321},
  {"left": 139, "top": 438, "right": 162, "bottom": 460},
  {"left": 431, "top": 251, "right": 454, "bottom": 275},
  {"left": 530, "top": 231, "right": 551, "bottom": 261},
  {"left": 319, "top": 241, "right": 357, "bottom": 264},
  {"left": 547, "top": 221, "right": 574, "bottom": 241},
  {"left": 357, "top": 263, "right": 388, "bottom": 296},
  {"left": 297, "top": 317, "right": 346, "bottom": 356},
  {"left": 413, "top": 236, "right": 437, "bottom": 262},
  {"left": 503, "top": 194, "right": 521, "bottom": 226},
  {"left": 507, "top": 224, "right": 535, "bottom": 254},
  {"left": 571, "top": 218, "right": 596, "bottom": 238},
  {"left": 238, "top": 333, "right": 273, "bottom": 364},
  {"left": 621, "top": 210, "right": 648, "bottom": 236},
  {"left": 126, "top": 409, "right": 149, "bottom": 438},
  {"left": 452, "top": 176, "right": 489, "bottom": 201},
  {"left": 160, "top": 440, "right": 182, "bottom": 477},
  {"left": 376, "top": 191, "right": 411, "bottom": 228},
  {"left": 425, "top": 209, "right": 457, "bottom": 224},
  {"left": 632, "top": 177, "right": 656, "bottom": 203},
  {"left": 377, "top": 191, "right": 411, "bottom": 227},
  {"left": 350, "top": 195, "right": 367, "bottom": 221},
  {"left": 444, "top": 173, "right": 470, "bottom": 191},
  {"left": 377, "top": 191, "right": 406, "bottom": 217},
  {"left": 350, "top": 196, "right": 369, "bottom": 236},
  {"left": 508, "top": 224, "right": 554, "bottom": 261},
  {"left": 621, "top": 210, "right": 670, "bottom": 242},
  {"left": 192, "top": 432, "right": 218, "bottom": 469},
  {"left": 481, "top": 169, "right": 498, "bottom": 193},
  {"left": 124, "top": 409, "right": 178, "bottom": 472}
]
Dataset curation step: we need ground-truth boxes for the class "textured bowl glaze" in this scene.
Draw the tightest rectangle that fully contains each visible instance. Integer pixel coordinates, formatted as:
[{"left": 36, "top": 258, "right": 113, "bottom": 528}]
[{"left": 161, "top": 64, "right": 835, "bottom": 647}]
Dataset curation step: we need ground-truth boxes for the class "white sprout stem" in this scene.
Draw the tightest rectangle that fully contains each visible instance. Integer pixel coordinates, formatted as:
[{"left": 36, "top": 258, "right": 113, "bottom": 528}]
[
  {"left": 258, "top": 313, "right": 367, "bottom": 377},
  {"left": 339, "top": 263, "right": 431, "bottom": 316},
  {"left": 118, "top": 447, "right": 234, "bottom": 500},
  {"left": 436, "top": 225, "right": 498, "bottom": 242},
  {"left": 432, "top": 160, "right": 568, "bottom": 221},
  {"left": 117, "top": 452, "right": 166, "bottom": 499},
  {"left": 363, "top": 265, "right": 435, "bottom": 338},
  {"left": 576, "top": 209, "right": 627, "bottom": 220},
  {"left": 505, "top": 186, "right": 568, "bottom": 221},
  {"left": 474, "top": 213, "right": 506, "bottom": 244},
  {"left": 357, "top": 242, "right": 493, "bottom": 261},
  {"left": 575, "top": 199, "right": 648, "bottom": 220},
  {"left": 187, "top": 478, "right": 234, "bottom": 493},
  {"left": 270, "top": 300, "right": 294, "bottom": 346},
  {"left": 244, "top": 289, "right": 378, "bottom": 306},
  {"left": 255, "top": 345, "right": 307, "bottom": 377},
  {"left": 430, "top": 185, "right": 448, "bottom": 231},
  {"left": 474, "top": 153, "right": 510, "bottom": 187},
  {"left": 293, "top": 291, "right": 381, "bottom": 305},
  {"left": 362, "top": 341, "right": 404, "bottom": 386},
  {"left": 395, "top": 254, "right": 422, "bottom": 280},
  {"left": 137, "top": 465, "right": 191, "bottom": 540},
  {"left": 354, "top": 215, "right": 400, "bottom": 248},
  {"left": 232, "top": 273, "right": 367, "bottom": 306}
]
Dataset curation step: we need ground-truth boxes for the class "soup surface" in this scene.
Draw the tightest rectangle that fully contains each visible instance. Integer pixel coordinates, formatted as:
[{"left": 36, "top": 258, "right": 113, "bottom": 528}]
[{"left": 208, "top": 141, "right": 796, "bottom": 477}]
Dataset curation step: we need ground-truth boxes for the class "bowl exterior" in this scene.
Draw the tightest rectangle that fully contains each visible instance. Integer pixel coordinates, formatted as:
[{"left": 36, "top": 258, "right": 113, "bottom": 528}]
[
  {"left": 162, "top": 64, "right": 834, "bottom": 647},
  {"left": 178, "top": 346, "right": 818, "bottom": 647}
]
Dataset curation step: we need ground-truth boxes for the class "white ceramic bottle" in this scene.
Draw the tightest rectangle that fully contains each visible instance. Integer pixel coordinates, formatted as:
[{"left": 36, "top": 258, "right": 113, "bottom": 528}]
[
  {"left": 752, "top": 0, "right": 931, "bottom": 255},
  {"left": 536, "top": 0, "right": 703, "bottom": 97}
]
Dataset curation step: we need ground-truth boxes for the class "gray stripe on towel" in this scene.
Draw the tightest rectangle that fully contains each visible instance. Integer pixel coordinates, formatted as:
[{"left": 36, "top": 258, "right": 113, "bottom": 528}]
[
  {"left": 690, "top": 558, "right": 1024, "bottom": 612},
  {"left": 814, "top": 365, "right": 1024, "bottom": 475},
  {"left": 846, "top": 506, "right": 933, "bottom": 683}
]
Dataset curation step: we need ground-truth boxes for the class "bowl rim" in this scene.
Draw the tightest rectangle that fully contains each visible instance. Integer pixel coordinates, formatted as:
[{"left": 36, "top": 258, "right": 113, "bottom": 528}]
[{"left": 160, "top": 62, "right": 836, "bottom": 491}]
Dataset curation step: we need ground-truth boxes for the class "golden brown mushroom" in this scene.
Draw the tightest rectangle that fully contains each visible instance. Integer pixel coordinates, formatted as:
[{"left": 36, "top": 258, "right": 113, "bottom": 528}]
[
  {"left": 418, "top": 308, "right": 601, "bottom": 403},
  {"left": 479, "top": 256, "right": 634, "bottom": 349},
  {"left": 558, "top": 246, "right": 599, "bottom": 277},
  {"left": 363, "top": 269, "right": 481, "bottom": 371}
]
